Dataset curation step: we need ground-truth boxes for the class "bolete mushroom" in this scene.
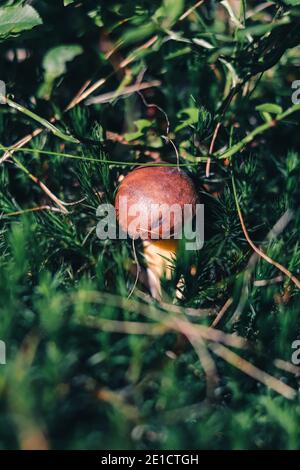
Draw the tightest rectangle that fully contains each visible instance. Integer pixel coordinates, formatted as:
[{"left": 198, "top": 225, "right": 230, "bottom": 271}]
[{"left": 115, "top": 165, "right": 198, "bottom": 300}]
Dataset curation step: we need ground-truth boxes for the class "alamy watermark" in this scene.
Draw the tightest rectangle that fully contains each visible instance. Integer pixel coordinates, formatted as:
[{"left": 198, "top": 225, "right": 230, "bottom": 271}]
[
  {"left": 0, "top": 340, "right": 6, "bottom": 365},
  {"left": 291, "top": 80, "right": 300, "bottom": 105},
  {"left": 96, "top": 199, "right": 204, "bottom": 251},
  {"left": 291, "top": 340, "right": 300, "bottom": 365},
  {"left": 0, "top": 80, "right": 6, "bottom": 104}
]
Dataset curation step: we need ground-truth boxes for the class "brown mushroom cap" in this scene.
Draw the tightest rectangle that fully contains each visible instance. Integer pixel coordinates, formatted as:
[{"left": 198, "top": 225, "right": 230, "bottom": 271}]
[{"left": 115, "top": 165, "right": 198, "bottom": 240}]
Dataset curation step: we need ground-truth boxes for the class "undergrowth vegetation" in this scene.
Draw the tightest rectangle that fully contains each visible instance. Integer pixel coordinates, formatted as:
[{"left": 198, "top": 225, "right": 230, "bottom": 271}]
[{"left": 0, "top": 0, "right": 300, "bottom": 450}]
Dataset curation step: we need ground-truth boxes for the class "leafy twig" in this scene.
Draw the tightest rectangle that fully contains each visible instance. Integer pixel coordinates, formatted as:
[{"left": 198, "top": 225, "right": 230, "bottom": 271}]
[{"left": 218, "top": 104, "right": 300, "bottom": 162}]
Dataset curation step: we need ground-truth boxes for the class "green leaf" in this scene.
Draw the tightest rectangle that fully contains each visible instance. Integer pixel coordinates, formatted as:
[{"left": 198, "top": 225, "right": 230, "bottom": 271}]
[
  {"left": 0, "top": 5, "right": 42, "bottom": 39},
  {"left": 39, "top": 44, "right": 83, "bottom": 99},
  {"left": 175, "top": 107, "right": 199, "bottom": 132},
  {"left": 283, "top": 0, "right": 300, "bottom": 5},
  {"left": 121, "top": 22, "right": 156, "bottom": 46},
  {"left": 87, "top": 7, "right": 103, "bottom": 27},
  {"left": 163, "top": 0, "right": 184, "bottom": 24},
  {"left": 154, "top": 0, "right": 184, "bottom": 28},
  {"left": 236, "top": 18, "right": 289, "bottom": 39},
  {"left": 124, "top": 119, "right": 152, "bottom": 142},
  {"left": 256, "top": 103, "right": 283, "bottom": 114},
  {"left": 64, "top": 0, "right": 75, "bottom": 5},
  {"left": 42, "top": 45, "right": 83, "bottom": 80}
]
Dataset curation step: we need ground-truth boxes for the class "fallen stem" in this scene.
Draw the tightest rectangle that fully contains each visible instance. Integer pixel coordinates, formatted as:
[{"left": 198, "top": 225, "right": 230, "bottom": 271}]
[
  {"left": 232, "top": 174, "right": 300, "bottom": 289},
  {"left": 12, "top": 156, "right": 69, "bottom": 214},
  {"left": 209, "top": 342, "right": 296, "bottom": 400},
  {"left": 5, "top": 97, "right": 79, "bottom": 144}
]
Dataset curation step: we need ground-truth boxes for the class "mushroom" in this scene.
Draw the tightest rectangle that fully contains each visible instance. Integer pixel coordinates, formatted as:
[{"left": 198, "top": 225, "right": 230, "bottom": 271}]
[{"left": 115, "top": 165, "right": 198, "bottom": 300}]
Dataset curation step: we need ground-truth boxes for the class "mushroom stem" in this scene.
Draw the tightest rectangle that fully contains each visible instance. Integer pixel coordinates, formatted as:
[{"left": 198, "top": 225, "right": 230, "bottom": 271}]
[{"left": 143, "top": 239, "right": 178, "bottom": 300}]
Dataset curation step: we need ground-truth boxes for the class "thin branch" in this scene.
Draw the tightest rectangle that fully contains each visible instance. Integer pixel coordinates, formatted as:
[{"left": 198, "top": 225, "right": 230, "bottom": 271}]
[
  {"left": 71, "top": 290, "right": 247, "bottom": 349},
  {"left": 128, "top": 238, "right": 141, "bottom": 299},
  {"left": 254, "top": 276, "right": 283, "bottom": 287},
  {"left": 274, "top": 359, "right": 300, "bottom": 376},
  {"left": 3, "top": 205, "right": 64, "bottom": 217},
  {"left": 64, "top": 79, "right": 92, "bottom": 111},
  {"left": 135, "top": 289, "right": 216, "bottom": 318},
  {"left": 0, "top": 145, "right": 197, "bottom": 167},
  {"left": 80, "top": 290, "right": 295, "bottom": 400},
  {"left": 12, "top": 156, "right": 69, "bottom": 214},
  {"left": 85, "top": 80, "right": 161, "bottom": 105},
  {"left": 119, "top": 35, "right": 159, "bottom": 69},
  {"left": 206, "top": 122, "right": 222, "bottom": 177},
  {"left": 81, "top": 317, "right": 167, "bottom": 336},
  {"left": 186, "top": 333, "right": 219, "bottom": 400},
  {"left": 209, "top": 343, "right": 297, "bottom": 400},
  {"left": 5, "top": 97, "right": 79, "bottom": 144},
  {"left": 211, "top": 297, "right": 233, "bottom": 328},
  {"left": 231, "top": 209, "right": 294, "bottom": 323},
  {"left": 137, "top": 90, "right": 170, "bottom": 134},
  {"left": 179, "top": 0, "right": 205, "bottom": 21},
  {"left": 232, "top": 175, "right": 300, "bottom": 290}
]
